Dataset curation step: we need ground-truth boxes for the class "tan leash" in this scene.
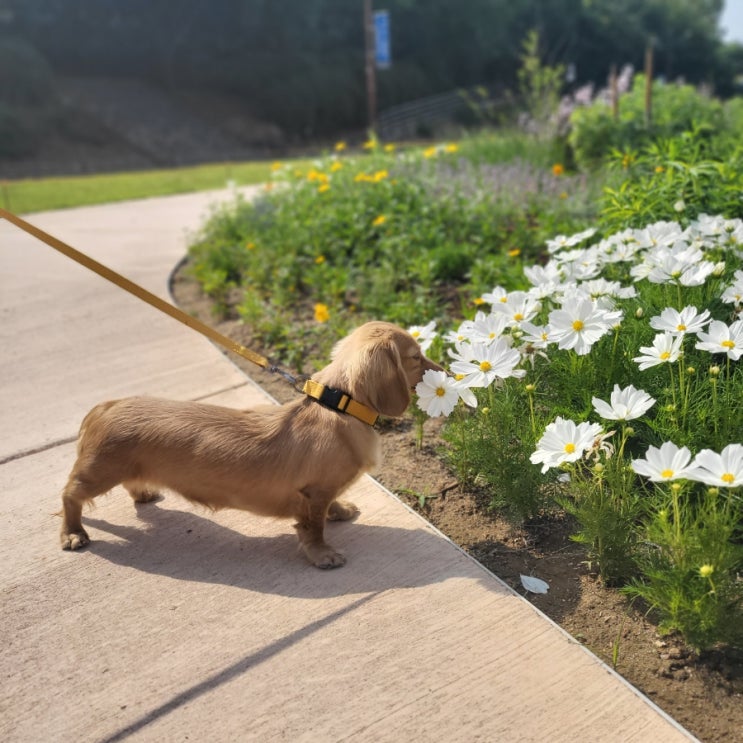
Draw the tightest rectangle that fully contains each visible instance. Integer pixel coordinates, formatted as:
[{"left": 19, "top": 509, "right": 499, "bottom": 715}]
[{"left": 0, "top": 207, "right": 378, "bottom": 425}]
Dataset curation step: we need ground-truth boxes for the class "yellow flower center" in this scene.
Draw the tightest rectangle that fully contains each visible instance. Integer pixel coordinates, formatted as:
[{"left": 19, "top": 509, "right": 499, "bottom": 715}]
[
  {"left": 676, "top": 324, "right": 686, "bottom": 331},
  {"left": 479, "top": 361, "right": 492, "bottom": 372},
  {"left": 722, "top": 340, "right": 735, "bottom": 349},
  {"left": 721, "top": 472, "right": 735, "bottom": 484},
  {"left": 572, "top": 320, "right": 584, "bottom": 331},
  {"left": 661, "top": 468, "right": 674, "bottom": 479},
  {"left": 411, "top": 331, "right": 420, "bottom": 338},
  {"left": 660, "top": 351, "right": 671, "bottom": 360},
  {"left": 513, "top": 313, "right": 524, "bottom": 321},
  {"left": 564, "top": 443, "right": 576, "bottom": 454},
  {"left": 435, "top": 387, "right": 446, "bottom": 397},
  {"left": 499, "top": 296, "right": 508, "bottom": 303}
]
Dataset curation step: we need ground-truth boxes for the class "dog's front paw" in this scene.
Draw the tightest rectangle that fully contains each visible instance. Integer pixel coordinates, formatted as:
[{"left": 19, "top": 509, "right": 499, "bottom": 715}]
[
  {"left": 61, "top": 529, "right": 90, "bottom": 550},
  {"left": 305, "top": 545, "right": 347, "bottom": 569}
]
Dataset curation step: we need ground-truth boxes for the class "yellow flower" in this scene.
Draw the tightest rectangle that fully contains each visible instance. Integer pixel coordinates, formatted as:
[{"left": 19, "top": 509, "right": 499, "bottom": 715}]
[
  {"left": 334, "top": 141, "right": 347, "bottom": 152},
  {"left": 271, "top": 161, "right": 283, "bottom": 171},
  {"left": 246, "top": 242, "right": 256, "bottom": 250},
  {"left": 354, "top": 172, "right": 372, "bottom": 183},
  {"left": 314, "top": 303, "right": 330, "bottom": 323},
  {"left": 372, "top": 169, "right": 389, "bottom": 182},
  {"left": 372, "top": 215, "right": 387, "bottom": 227},
  {"left": 315, "top": 255, "right": 326, "bottom": 264},
  {"left": 307, "top": 169, "right": 326, "bottom": 182},
  {"left": 330, "top": 161, "right": 343, "bottom": 172},
  {"left": 363, "top": 138, "right": 377, "bottom": 150},
  {"left": 473, "top": 297, "right": 485, "bottom": 306},
  {"left": 444, "top": 143, "right": 459, "bottom": 154},
  {"left": 698, "top": 564, "right": 714, "bottom": 579},
  {"left": 423, "top": 146, "right": 438, "bottom": 158},
  {"left": 655, "top": 165, "right": 665, "bottom": 173},
  {"left": 552, "top": 163, "right": 565, "bottom": 176},
  {"left": 318, "top": 183, "right": 330, "bottom": 194},
  {"left": 507, "top": 248, "right": 521, "bottom": 258},
  {"left": 384, "top": 143, "right": 396, "bottom": 153}
]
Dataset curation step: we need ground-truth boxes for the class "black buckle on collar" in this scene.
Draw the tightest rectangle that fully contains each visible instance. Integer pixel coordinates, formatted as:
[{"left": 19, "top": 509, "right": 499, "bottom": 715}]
[{"left": 317, "top": 386, "right": 351, "bottom": 413}]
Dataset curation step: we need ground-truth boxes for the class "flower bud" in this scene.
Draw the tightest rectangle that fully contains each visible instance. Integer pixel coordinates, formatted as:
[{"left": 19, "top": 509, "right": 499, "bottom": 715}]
[
  {"left": 710, "top": 365, "right": 720, "bottom": 376},
  {"left": 635, "top": 307, "right": 644, "bottom": 318},
  {"left": 698, "top": 564, "right": 714, "bottom": 579},
  {"left": 525, "top": 384, "right": 536, "bottom": 393}
]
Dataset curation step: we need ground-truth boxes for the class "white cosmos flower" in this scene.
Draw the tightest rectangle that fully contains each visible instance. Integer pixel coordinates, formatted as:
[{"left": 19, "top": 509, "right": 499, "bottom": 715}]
[
  {"left": 691, "top": 444, "right": 743, "bottom": 487},
  {"left": 519, "top": 321, "right": 551, "bottom": 349},
  {"left": 649, "top": 306, "right": 711, "bottom": 336},
  {"left": 633, "top": 332, "right": 684, "bottom": 370},
  {"left": 721, "top": 270, "right": 743, "bottom": 307},
  {"left": 695, "top": 319, "right": 743, "bottom": 361},
  {"left": 631, "top": 441, "right": 699, "bottom": 482},
  {"left": 547, "top": 298, "right": 615, "bottom": 356},
  {"left": 449, "top": 338, "right": 525, "bottom": 387},
  {"left": 592, "top": 384, "right": 656, "bottom": 421},
  {"left": 468, "top": 311, "right": 510, "bottom": 344},
  {"left": 631, "top": 221, "right": 683, "bottom": 249},
  {"left": 490, "top": 290, "right": 542, "bottom": 327},
  {"left": 546, "top": 227, "right": 597, "bottom": 253},
  {"left": 415, "top": 370, "right": 460, "bottom": 417},
  {"left": 408, "top": 321, "right": 437, "bottom": 353},
  {"left": 480, "top": 285, "right": 509, "bottom": 305},
  {"left": 530, "top": 417, "right": 604, "bottom": 473}
]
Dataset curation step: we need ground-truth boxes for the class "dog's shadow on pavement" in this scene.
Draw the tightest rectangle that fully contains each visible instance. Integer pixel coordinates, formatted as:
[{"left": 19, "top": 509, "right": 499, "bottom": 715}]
[{"left": 82, "top": 498, "right": 504, "bottom": 599}]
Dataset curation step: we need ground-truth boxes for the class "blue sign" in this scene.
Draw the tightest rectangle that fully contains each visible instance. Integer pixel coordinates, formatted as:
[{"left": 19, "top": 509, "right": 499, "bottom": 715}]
[{"left": 374, "top": 10, "right": 391, "bottom": 69}]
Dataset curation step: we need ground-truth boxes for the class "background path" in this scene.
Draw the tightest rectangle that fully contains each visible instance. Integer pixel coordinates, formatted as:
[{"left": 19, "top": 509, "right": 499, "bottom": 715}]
[{"left": 0, "top": 191, "right": 696, "bottom": 742}]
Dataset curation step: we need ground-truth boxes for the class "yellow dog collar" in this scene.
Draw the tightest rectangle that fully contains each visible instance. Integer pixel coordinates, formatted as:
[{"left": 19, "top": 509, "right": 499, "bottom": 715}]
[{"left": 302, "top": 379, "right": 378, "bottom": 426}]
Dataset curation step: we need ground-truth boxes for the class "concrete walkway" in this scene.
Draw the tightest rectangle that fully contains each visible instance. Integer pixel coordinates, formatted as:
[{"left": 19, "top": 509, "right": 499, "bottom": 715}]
[{"left": 0, "top": 191, "right": 696, "bottom": 742}]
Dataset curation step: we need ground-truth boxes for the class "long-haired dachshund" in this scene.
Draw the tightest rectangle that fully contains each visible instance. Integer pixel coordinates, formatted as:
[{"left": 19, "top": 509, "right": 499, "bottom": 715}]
[{"left": 59, "top": 321, "right": 442, "bottom": 568}]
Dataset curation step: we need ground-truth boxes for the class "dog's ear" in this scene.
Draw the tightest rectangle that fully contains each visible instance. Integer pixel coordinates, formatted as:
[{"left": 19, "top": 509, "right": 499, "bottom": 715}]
[{"left": 364, "top": 340, "right": 411, "bottom": 417}]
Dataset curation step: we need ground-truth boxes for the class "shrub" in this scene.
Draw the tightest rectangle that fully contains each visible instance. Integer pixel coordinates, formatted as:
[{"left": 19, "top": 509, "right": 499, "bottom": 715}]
[{"left": 568, "top": 75, "right": 725, "bottom": 170}]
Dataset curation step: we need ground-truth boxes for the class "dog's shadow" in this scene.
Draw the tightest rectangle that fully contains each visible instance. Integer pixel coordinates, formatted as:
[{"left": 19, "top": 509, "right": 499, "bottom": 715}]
[{"left": 83, "top": 498, "right": 502, "bottom": 599}]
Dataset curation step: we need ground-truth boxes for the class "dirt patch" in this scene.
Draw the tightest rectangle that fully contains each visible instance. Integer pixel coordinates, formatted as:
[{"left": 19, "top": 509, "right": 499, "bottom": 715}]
[{"left": 171, "top": 266, "right": 743, "bottom": 743}]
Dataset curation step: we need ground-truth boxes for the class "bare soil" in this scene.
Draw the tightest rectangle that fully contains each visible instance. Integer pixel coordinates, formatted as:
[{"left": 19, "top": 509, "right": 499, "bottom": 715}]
[{"left": 172, "top": 267, "right": 743, "bottom": 743}]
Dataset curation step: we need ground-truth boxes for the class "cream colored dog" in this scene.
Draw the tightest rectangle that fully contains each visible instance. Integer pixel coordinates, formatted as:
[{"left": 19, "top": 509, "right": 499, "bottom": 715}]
[{"left": 59, "top": 321, "right": 442, "bottom": 568}]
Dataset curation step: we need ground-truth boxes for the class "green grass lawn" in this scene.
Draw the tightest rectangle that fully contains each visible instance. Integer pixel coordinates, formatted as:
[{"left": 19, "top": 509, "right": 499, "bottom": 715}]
[{"left": 0, "top": 159, "right": 313, "bottom": 215}]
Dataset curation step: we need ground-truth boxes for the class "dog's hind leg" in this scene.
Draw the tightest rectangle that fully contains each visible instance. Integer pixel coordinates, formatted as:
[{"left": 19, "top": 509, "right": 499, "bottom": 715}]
[
  {"left": 59, "top": 470, "right": 115, "bottom": 550},
  {"left": 327, "top": 499, "right": 360, "bottom": 521},
  {"left": 295, "top": 487, "right": 347, "bottom": 569}
]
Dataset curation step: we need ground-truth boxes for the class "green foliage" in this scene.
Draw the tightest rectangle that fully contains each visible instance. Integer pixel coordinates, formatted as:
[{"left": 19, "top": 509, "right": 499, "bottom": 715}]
[
  {"left": 601, "top": 128, "right": 743, "bottom": 232},
  {"left": 442, "top": 383, "right": 552, "bottom": 523},
  {"left": 187, "top": 138, "right": 593, "bottom": 369},
  {"left": 624, "top": 491, "right": 743, "bottom": 651},
  {"left": 9, "top": 0, "right": 737, "bottom": 139},
  {"left": 569, "top": 75, "right": 725, "bottom": 170}
]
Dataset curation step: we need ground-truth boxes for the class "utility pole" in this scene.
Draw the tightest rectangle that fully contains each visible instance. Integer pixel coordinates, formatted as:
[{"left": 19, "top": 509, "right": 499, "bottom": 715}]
[
  {"left": 363, "top": 0, "right": 377, "bottom": 131},
  {"left": 644, "top": 41, "right": 654, "bottom": 129}
]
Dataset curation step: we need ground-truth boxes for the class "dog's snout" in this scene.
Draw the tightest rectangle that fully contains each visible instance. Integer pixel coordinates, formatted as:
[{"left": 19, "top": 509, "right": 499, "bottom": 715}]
[{"left": 422, "top": 356, "right": 444, "bottom": 373}]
